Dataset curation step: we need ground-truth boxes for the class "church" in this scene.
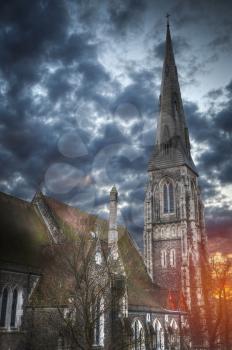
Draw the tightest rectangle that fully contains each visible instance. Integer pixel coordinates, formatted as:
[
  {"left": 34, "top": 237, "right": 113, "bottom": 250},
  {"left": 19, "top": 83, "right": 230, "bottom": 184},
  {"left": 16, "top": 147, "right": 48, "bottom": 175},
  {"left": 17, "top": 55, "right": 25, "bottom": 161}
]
[{"left": 0, "top": 20, "right": 208, "bottom": 350}]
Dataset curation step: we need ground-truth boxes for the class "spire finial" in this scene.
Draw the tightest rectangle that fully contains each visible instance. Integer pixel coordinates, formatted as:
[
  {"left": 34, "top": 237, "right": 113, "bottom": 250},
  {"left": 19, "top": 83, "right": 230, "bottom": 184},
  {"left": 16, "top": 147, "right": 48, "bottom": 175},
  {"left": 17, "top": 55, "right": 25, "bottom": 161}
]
[{"left": 166, "top": 13, "right": 170, "bottom": 27}]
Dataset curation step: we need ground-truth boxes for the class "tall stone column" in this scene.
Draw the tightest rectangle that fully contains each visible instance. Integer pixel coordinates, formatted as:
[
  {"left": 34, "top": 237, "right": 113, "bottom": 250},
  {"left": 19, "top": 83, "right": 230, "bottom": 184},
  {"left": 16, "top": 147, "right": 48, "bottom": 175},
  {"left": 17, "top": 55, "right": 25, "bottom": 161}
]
[{"left": 108, "top": 186, "right": 118, "bottom": 259}]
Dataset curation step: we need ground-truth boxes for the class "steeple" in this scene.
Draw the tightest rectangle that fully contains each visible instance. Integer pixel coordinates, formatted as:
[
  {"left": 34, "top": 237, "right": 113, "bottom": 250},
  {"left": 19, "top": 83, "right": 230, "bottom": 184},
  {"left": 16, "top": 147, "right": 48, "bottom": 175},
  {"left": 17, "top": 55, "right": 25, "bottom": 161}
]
[
  {"left": 144, "top": 18, "right": 208, "bottom": 348},
  {"left": 149, "top": 17, "right": 197, "bottom": 174}
]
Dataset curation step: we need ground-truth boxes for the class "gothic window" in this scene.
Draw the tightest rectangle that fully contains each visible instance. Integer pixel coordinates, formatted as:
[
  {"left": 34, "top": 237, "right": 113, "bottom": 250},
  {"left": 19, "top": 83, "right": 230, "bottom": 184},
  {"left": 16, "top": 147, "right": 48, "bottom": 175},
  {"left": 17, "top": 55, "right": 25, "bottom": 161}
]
[
  {"left": 93, "top": 297, "right": 104, "bottom": 347},
  {"left": 152, "top": 330, "right": 157, "bottom": 350},
  {"left": 161, "top": 250, "right": 167, "bottom": 268},
  {"left": 94, "top": 299, "right": 100, "bottom": 345},
  {"left": 181, "top": 230, "right": 187, "bottom": 255},
  {"left": 57, "top": 336, "right": 65, "bottom": 350},
  {"left": 0, "top": 286, "right": 23, "bottom": 330},
  {"left": 163, "top": 181, "right": 174, "bottom": 213},
  {"left": 0, "top": 287, "right": 8, "bottom": 327},
  {"left": 121, "top": 294, "right": 128, "bottom": 318},
  {"left": 170, "top": 249, "right": 176, "bottom": 268},
  {"left": 169, "top": 319, "right": 178, "bottom": 347},
  {"left": 146, "top": 197, "right": 151, "bottom": 222},
  {"left": 132, "top": 319, "right": 145, "bottom": 350},
  {"left": 10, "top": 288, "right": 18, "bottom": 328},
  {"left": 153, "top": 319, "right": 164, "bottom": 350},
  {"left": 164, "top": 184, "right": 168, "bottom": 213},
  {"left": 95, "top": 251, "right": 102, "bottom": 265}
]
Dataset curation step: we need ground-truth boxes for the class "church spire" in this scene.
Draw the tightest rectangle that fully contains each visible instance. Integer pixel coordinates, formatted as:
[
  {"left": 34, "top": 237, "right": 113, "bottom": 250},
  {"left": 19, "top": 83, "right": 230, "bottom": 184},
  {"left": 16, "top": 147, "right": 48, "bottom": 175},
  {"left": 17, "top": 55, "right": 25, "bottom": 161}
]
[
  {"left": 158, "top": 16, "right": 188, "bottom": 147},
  {"left": 149, "top": 17, "right": 197, "bottom": 174}
]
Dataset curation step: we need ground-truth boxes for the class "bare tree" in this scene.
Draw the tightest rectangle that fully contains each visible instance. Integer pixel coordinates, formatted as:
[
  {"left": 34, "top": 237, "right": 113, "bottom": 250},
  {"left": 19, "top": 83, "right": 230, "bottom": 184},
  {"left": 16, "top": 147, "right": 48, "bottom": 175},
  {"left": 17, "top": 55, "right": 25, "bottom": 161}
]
[
  {"left": 27, "top": 232, "right": 108, "bottom": 349},
  {"left": 204, "top": 254, "right": 232, "bottom": 350},
  {"left": 26, "top": 226, "right": 131, "bottom": 350}
]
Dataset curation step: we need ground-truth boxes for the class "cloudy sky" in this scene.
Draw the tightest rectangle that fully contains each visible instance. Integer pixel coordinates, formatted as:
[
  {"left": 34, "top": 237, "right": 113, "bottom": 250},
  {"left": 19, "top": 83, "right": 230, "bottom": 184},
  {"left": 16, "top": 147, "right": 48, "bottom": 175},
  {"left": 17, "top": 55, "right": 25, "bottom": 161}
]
[{"left": 0, "top": 0, "right": 231, "bottom": 254}]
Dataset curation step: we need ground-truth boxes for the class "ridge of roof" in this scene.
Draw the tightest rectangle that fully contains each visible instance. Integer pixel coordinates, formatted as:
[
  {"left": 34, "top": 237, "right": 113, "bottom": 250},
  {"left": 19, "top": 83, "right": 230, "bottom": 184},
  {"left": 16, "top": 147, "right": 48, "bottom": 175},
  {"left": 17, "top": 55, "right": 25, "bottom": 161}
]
[{"left": 0, "top": 190, "right": 31, "bottom": 206}]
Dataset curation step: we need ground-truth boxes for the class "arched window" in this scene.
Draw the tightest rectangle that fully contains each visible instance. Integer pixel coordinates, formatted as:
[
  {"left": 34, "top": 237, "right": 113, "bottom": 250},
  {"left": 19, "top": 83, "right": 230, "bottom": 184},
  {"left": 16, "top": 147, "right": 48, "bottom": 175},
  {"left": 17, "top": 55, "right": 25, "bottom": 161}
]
[
  {"left": 0, "top": 286, "right": 23, "bottom": 330},
  {"left": 161, "top": 250, "right": 167, "bottom": 268},
  {"left": 93, "top": 297, "right": 104, "bottom": 347},
  {"left": 10, "top": 289, "right": 18, "bottom": 328},
  {"left": 153, "top": 319, "right": 164, "bottom": 350},
  {"left": 57, "top": 336, "right": 65, "bottom": 350},
  {"left": 121, "top": 295, "right": 128, "bottom": 317},
  {"left": 170, "top": 249, "right": 176, "bottom": 268},
  {"left": 132, "top": 319, "right": 145, "bottom": 350},
  {"left": 95, "top": 251, "right": 102, "bottom": 265},
  {"left": 94, "top": 299, "right": 100, "bottom": 345},
  {"left": 163, "top": 182, "right": 174, "bottom": 213},
  {"left": 0, "top": 288, "right": 8, "bottom": 327},
  {"left": 164, "top": 184, "right": 168, "bottom": 213},
  {"left": 170, "top": 319, "right": 179, "bottom": 347}
]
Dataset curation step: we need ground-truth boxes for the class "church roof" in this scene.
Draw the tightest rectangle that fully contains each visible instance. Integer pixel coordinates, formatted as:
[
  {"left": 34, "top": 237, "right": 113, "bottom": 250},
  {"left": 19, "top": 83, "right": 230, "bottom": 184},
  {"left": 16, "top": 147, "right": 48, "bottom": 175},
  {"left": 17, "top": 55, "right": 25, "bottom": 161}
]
[
  {"left": 0, "top": 191, "right": 166, "bottom": 312},
  {"left": 42, "top": 195, "right": 165, "bottom": 311},
  {"left": 0, "top": 191, "right": 50, "bottom": 268}
]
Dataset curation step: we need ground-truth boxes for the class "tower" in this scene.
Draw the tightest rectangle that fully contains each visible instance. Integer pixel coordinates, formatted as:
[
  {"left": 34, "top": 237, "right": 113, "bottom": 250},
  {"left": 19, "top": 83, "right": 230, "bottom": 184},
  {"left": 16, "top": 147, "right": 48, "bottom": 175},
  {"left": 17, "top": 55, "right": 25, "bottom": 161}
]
[{"left": 143, "top": 17, "right": 208, "bottom": 342}]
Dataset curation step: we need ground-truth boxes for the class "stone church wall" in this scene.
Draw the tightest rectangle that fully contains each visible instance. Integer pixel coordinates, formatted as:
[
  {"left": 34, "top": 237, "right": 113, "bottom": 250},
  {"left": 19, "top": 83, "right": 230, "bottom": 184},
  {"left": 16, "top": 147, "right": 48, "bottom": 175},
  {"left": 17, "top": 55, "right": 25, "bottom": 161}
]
[{"left": 152, "top": 238, "right": 182, "bottom": 290}]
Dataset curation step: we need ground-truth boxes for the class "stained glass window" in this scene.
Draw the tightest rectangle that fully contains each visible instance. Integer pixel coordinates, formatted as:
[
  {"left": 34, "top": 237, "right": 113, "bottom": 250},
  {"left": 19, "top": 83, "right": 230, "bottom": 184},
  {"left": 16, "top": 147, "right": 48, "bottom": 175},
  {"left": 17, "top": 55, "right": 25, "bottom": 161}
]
[
  {"left": 10, "top": 289, "right": 18, "bottom": 328},
  {"left": 0, "top": 288, "right": 8, "bottom": 327},
  {"left": 163, "top": 182, "right": 174, "bottom": 213}
]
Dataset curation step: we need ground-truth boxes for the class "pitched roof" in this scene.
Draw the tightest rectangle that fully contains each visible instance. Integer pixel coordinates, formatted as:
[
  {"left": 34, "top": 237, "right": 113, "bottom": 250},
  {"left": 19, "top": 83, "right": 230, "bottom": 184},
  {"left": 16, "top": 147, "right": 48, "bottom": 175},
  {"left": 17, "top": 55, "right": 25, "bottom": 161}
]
[
  {"left": 43, "top": 196, "right": 165, "bottom": 311},
  {"left": 0, "top": 191, "right": 166, "bottom": 311},
  {"left": 0, "top": 191, "right": 49, "bottom": 268},
  {"left": 118, "top": 230, "right": 164, "bottom": 311}
]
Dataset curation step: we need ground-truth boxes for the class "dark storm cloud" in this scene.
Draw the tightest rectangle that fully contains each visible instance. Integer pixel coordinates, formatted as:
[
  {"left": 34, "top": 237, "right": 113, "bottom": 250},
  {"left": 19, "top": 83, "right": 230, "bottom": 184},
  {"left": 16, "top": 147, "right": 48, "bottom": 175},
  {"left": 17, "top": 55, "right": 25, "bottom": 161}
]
[
  {"left": 206, "top": 206, "right": 232, "bottom": 254},
  {"left": 205, "top": 88, "right": 223, "bottom": 100},
  {"left": 0, "top": 0, "right": 70, "bottom": 190},
  {"left": 89, "top": 123, "right": 127, "bottom": 156},
  {"left": 215, "top": 102, "right": 232, "bottom": 133},
  {"left": 208, "top": 35, "right": 231, "bottom": 51},
  {"left": 184, "top": 94, "right": 232, "bottom": 182},
  {"left": 154, "top": 36, "right": 190, "bottom": 61},
  {"left": 0, "top": 0, "right": 68, "bottom": 99},
  {"left": 183, "top": 87, "right": 232, "bottom": 252},
  {"left": 226, "top": 80, "right": 232, "bottom": 95},
  {"left": 0, "top": 0, "right": 114, "bottom": 200},
  {"left": 0, "top": 0, "right": 231, "bottom": 253},
  {"left": 107, "top": 0, "right": 147, "bottom": 32},
  {"left": 114, "top": 67, "right": 159, "bottom": 125},
  {"left": 49, "top": 32, "right": 98, "bottom": 64}
]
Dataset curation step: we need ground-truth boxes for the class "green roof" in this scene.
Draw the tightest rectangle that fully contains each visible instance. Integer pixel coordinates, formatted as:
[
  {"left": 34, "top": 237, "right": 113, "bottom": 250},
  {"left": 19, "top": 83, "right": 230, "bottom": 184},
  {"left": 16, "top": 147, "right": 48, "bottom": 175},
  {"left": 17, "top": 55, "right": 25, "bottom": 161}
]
[
  {"left": 118, "top": 230, "right": 164, "bottom": 310},
  {"left": 0, "top": 191, "right": 166, "bottom": 311},
  {"left": 43, "top": 196, "right": 165, "bottom": 311},
  {"left": 0, "top": 191, "right": 49, "bottom": 267}
]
